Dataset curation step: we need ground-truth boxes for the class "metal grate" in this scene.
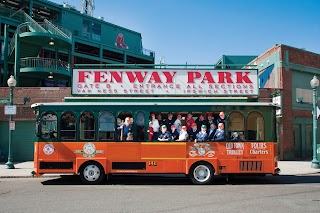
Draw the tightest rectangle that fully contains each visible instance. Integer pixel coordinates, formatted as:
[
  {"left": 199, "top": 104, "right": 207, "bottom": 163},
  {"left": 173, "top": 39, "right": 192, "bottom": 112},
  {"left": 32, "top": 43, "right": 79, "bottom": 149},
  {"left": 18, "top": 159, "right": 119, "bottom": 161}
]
[
  {"left": 40, "top": 162, "right": 73, "bottom": 170},
  {"left": 112, "top": 162, "right": 146, "bottom": 170},
  {"left": 240, "top": 161, "right": 262, "bottom": 171}
]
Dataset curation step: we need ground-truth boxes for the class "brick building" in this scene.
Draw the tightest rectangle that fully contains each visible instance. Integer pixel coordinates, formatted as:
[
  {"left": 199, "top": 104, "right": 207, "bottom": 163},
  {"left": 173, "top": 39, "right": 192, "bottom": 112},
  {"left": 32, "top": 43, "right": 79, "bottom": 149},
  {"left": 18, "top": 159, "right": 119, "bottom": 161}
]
[{"left": 253, "top": 44, "right": 320, "bottom": 160}]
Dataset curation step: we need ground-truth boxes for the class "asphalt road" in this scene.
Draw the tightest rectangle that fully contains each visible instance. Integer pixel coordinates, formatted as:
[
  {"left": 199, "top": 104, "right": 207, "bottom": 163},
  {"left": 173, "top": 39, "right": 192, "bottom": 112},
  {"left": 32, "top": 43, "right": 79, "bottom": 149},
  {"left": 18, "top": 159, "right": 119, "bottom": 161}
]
[{"left": 0, "top": 174, "right": 320, "bottom": 213}]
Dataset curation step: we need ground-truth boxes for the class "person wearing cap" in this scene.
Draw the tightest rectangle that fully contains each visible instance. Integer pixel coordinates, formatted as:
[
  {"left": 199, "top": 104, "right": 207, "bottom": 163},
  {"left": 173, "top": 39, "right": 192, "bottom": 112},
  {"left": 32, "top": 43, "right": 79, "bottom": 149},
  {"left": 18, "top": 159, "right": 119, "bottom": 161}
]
[
  {"left": 147, "top": 121, "right": 154, "bottom": 141},
  {"left": 207, "top": 123, "right": 217, "bottom": 141},
  {"left": 206, "top": 113, "right": 216, "bottom": 129},
  {"left": 195, "top": 114, "right": 206, "bottom": 130},
  {"left": 213, "top": 123, "right": 225, "bottom": 142},
  {"left": 158, "top": 125, "right": 172, "bottom": 141},
  {"left": 186, "top": 112, "right": 195, "bottom": 131},
  {"left": 231, "top": 131, "right": 242, "bottom": 141},
  {"left": 176, "top": 126, "right": 188, "bottom": 141},
  {"left": 165, "top": 112, "right": 174, "bottom": 129},
  {"left": 170, "top": 124, "right": 179, "bottom": 141},
  {"left": 150, "top": 113, "right": 160, "bottom": 140},
  {"left": 126, "top": 132, "right": 133, "bottom": 141},
  {"left": 187, "top": 122, "right": 199, "bottom": 141},
  {"left": 195, "top": 125, "right": 208, "bottom": 142}
]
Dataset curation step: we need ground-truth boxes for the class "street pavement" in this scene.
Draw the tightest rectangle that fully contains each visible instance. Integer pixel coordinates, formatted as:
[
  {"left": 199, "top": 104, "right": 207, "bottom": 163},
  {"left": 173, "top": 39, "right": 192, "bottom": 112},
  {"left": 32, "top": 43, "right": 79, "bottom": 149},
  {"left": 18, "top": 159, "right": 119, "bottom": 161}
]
[
  {"left": 0, "top": 161, "right": 319, "bottom": 178},
  {"left": 0, "top": 174, "right": 320, "bottom": 213}
]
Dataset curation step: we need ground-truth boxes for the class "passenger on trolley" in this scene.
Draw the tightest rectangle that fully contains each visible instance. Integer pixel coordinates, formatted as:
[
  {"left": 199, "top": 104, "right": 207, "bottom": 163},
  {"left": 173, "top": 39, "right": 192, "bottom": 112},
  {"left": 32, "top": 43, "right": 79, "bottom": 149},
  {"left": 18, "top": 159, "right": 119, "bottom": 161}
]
[
  {"left": 174, "top": 113, "right": 182, "bottom": 129},
  {"left": 195, "top": 125, "right": 208, "bottom": 142},
  {"left": 117, "top": 117, "right": 133, "bottom": 141},
  {"left": 147, "top": 121, "right": 154, "bottom": 141},
  {"left": 195, "top": 114, "right": 206, "bottom": 130},
  {"left": 217, "top": 111, "right": 225, "bottom": 124},
  {"left": 207, "top": 123, "right": 217, "bottom": 141},
  {"left": 213, "top": 123, "right": 225, "bottom": 141},
  {"left": 150, "top": 113, "right": 160, "bottom": 140},
  {"left": 186, "top": 112, "right": 195, "bottom": 130},
  {"left": 206, "top": 113, "right": 216, "bottom": 129},
  {"left": 165, "top": 112, "right": 175, "bottom": 129},
  {"left": 158, "top": 125, "right": 172, "bottom": 141},
  {"left": 176, "top": 126, "right": 188, "bottom": 141},
  {"left": 188, "top": 122, "right": 199, "bottom": 141},
  {"left": 170, "top": 124, "right": 179, "bottom": 141},
  {"left": 231, "top": 132, "right": 242, "bottom": 142}
]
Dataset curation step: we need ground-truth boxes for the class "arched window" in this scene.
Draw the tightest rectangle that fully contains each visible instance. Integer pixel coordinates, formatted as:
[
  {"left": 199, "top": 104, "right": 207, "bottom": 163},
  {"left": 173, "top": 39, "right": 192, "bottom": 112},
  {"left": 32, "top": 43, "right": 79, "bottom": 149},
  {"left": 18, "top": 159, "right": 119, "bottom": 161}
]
[
  {"left": 135, "top": 111, "right": 145, "bottom": 141},
  {"left": 40, "top": 112, "right": 57, "bottom": 139},
  {"left": 79, "top": 112, "right": 95, "bottom": 140},
  {"left": 247, "top": 111, "right": 264, "bottom": 141},
  {"left": 228, "top": 111, "right": 245, "bottom": 141},
  {"left": 60, "top": 111, "right": 76, "bottom": 140},
  {"left": 99, "top": 111, "right": 115, "bottom": 140}
]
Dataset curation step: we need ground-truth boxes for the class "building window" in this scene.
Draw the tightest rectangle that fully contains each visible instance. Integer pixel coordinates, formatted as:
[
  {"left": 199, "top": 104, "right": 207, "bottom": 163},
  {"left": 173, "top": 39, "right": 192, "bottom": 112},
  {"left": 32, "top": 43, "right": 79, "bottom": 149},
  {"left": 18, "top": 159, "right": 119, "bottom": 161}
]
[
  {"left": 40, "top": 112, "right": 57, "bottom": 139},
  {"left": 82, "top": 19, "right": 101, "bottom": 41},
  {"left": 247, "top": 111, "right": 264, "bottom": 141},
  {"left": 99, "top": 111, "right": 115, "bottom": 140},
  {"left": 79, "top": 112, "right": 95, "bottom": 140},
  {"left": 60, "top": 112, "right": 76, "bottom": 140}
]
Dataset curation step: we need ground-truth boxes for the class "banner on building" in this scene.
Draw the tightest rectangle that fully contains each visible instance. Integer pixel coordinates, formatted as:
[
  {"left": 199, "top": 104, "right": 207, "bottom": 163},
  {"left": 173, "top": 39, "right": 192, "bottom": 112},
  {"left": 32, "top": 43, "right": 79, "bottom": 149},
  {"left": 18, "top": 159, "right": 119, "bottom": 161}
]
[{"left": 72, "top": 69, "right": 258, "bottom": 96}]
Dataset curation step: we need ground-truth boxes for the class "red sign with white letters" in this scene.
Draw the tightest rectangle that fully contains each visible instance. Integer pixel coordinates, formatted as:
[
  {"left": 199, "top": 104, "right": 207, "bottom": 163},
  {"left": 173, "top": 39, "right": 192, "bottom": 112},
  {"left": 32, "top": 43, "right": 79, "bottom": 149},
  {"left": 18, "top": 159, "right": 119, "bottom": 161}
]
[{"left": 72, "top": 69, "right": 258, "bottom": 96}]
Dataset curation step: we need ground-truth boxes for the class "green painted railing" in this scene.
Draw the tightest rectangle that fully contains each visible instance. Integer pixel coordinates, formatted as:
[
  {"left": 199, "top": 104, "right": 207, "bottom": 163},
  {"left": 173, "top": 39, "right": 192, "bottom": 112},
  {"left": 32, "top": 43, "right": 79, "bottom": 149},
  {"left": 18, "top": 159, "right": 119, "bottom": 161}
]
[
  {"left": 7, "top": 10, "right": 72, "bottom": 57},
  {"left": 142, "top": 48, "right": 155, "bottom": 58},
  {"left": 20, "top": 57, "right": 70, "bottom": 72},
  {"left": 44, "top": 19, "right": 72, "bottom": 40}
]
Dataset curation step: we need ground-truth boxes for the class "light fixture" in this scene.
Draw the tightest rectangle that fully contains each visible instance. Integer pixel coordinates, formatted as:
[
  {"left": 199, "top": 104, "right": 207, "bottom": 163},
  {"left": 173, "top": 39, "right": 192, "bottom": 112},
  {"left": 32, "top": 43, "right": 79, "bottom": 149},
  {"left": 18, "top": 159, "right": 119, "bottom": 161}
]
[
  {"left": 49, "top": 38, "right": 54, "bottom": 46},
  {"left": 310, "top": 75, "right": 319, "bottom": 89},
  {"left": 48, "top": 72, "right": 54, "bottom": 79}
]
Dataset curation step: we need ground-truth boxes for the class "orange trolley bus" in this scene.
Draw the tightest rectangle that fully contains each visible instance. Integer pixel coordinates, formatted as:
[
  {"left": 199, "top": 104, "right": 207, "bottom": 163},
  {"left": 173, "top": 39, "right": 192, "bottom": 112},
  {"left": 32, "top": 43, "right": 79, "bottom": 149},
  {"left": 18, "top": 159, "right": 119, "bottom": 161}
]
[{"left": 31, "top": 97, "right": 280, "bottom": 184}]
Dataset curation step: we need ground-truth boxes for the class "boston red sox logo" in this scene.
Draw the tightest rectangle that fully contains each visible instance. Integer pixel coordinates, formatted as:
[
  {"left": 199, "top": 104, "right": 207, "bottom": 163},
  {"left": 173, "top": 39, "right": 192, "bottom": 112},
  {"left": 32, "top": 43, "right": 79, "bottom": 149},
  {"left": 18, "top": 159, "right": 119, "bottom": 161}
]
[
  {"left": 115, "top": 33, "right": 128, "bottom": 49},
  {"left": 43, "top": 144, "right": 54, "bottom": 155}
]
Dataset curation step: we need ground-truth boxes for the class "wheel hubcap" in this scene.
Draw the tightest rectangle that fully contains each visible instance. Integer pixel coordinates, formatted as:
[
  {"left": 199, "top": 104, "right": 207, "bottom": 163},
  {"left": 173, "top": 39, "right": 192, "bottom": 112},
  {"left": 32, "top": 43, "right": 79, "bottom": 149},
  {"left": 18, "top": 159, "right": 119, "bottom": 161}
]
[
  {"left": 193, "top": 165, "right": 210, "bottom": 182},
  {"left": 83, "top": 165, "right": 100, "bottom": 182}
]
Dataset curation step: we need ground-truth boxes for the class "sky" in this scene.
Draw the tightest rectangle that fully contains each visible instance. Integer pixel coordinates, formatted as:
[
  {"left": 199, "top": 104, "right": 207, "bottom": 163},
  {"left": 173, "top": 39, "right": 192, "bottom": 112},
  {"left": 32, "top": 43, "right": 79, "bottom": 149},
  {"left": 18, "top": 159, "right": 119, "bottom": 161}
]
[{"left": 52, "top": 0, "right": 320, "bottom": 64}]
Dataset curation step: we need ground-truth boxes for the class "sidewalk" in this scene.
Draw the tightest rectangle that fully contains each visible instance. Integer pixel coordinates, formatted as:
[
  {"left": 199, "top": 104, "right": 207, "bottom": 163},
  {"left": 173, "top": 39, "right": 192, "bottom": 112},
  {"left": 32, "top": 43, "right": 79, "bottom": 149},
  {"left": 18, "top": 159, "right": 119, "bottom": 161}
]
[{"left": 0, "top": 161, "right": 319, "bottom": 178}]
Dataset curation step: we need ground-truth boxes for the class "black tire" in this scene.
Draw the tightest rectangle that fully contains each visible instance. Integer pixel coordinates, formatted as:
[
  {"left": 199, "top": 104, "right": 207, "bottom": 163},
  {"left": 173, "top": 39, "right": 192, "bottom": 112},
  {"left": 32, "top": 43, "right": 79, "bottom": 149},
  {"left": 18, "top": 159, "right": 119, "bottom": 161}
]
[
  {"left": 79, "top": 161, "right": 105, "bottom": 185},
  {"left": 189, "top": 162, "right": 214, "bottom": 185}
]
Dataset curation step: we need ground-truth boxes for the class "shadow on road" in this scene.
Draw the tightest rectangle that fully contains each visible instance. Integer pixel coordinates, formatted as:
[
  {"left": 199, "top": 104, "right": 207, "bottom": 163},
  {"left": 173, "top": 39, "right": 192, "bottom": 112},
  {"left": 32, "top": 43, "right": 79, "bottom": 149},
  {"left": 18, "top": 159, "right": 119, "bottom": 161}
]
[{"left": 41, "top": 174, "right": 320, "bottom": 186}]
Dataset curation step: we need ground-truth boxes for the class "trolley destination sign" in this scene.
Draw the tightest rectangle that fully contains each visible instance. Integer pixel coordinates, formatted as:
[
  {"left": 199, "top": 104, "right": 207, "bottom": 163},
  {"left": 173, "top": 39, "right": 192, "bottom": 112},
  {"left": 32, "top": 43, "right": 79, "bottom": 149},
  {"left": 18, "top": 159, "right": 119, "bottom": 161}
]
[{"left": 72, "top": 69, "right": 259, "bottom": 96}]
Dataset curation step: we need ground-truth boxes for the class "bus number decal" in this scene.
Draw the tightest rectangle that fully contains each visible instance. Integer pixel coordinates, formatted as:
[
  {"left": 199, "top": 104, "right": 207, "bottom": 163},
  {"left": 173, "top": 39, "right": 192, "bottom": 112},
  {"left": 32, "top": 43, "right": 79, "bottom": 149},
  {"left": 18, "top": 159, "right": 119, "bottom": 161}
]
[{"left": 148, "top": 161, "right": 157, "bottom": 166}]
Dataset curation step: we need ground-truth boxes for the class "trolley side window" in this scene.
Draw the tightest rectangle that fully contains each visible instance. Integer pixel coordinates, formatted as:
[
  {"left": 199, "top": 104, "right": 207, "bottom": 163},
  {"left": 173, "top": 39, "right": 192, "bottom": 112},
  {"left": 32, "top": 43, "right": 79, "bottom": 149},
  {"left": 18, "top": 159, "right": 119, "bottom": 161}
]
[
  {"left": 247, "top": 111, "right": 264, "bottom": 141},
  {"left": 60, "top": 111, "right": 76, "bottom": 140},
  {"left": 228, "top": 111, "right": 245, "bottom": 141},
  {"left": 79, "top": 112, "right": 95, "bottom": 140},
  {"left": 99, "top": 111, "right": 115, "bottom": 141},
  {"left": 40, "top": 112, "right": 57, "bottom": 139}
]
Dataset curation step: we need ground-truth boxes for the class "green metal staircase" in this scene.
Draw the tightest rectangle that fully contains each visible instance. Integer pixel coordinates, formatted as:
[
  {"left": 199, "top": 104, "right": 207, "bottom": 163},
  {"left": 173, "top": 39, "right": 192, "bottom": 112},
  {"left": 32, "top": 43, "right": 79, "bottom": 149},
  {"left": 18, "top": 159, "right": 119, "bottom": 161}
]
[{"left": 7, "top": 11, "right": 72, "bottom": 61}]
